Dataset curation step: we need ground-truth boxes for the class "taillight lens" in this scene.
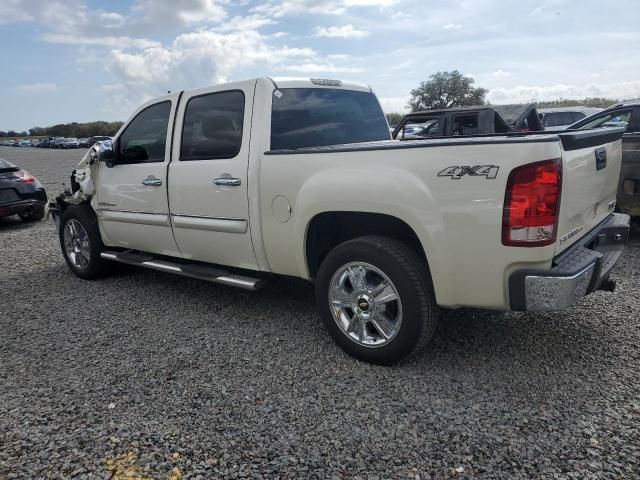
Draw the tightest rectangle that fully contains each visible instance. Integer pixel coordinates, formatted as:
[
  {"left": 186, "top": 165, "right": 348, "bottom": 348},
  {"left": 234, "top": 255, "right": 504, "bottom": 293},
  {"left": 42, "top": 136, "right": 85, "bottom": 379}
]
[
  {"left": 502, "top": 159, "right": 561, "bottom": 247},
  {"left": 16, "top": 170, "right": 35, "bottom": 184}
]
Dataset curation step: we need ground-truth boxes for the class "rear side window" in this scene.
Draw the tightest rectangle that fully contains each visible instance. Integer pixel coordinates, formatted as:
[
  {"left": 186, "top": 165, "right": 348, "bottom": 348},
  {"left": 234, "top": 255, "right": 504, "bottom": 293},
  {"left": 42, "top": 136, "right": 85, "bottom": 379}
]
[
  {"left": 270, "top": 88, "right": 390, "bottom": 150},
  {"left": 452, "top": 114, "right": 479, "bottom": 135},
  {"left": 181, "top": 90, "right": 245, "bottom": 161},
  {"left": 118, "top": 101, "right": 171, "bottom": 164}
]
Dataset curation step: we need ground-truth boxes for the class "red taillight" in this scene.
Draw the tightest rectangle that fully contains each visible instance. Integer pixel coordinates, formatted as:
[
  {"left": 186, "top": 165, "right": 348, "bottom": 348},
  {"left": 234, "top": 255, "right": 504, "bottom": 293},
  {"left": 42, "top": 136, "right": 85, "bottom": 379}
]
[
  {"left": 17, "top": 170, "right": 35, "bottom": 184},
  {"left": 502, "top": 159, "right": 561, "bottom": 247}
]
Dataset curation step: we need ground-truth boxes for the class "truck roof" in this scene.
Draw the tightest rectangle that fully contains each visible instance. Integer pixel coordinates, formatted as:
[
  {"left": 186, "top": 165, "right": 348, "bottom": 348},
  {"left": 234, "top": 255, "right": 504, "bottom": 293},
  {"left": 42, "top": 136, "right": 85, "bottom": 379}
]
[{"left": 269, "top": 77, "right": 372, "bottom": 92}]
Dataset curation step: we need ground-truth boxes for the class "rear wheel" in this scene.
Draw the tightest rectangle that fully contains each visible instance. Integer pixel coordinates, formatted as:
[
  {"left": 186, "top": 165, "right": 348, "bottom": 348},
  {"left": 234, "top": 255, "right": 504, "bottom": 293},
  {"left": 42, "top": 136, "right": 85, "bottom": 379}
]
[
  {"left": 59, "top": 205, "right": 111, "bottom": 279},
  {"left": 18, "top": 205, "right": 45, "bottom": 222},
  {"left": 315, "top": 235, "right": 439, "bottom": 365}
]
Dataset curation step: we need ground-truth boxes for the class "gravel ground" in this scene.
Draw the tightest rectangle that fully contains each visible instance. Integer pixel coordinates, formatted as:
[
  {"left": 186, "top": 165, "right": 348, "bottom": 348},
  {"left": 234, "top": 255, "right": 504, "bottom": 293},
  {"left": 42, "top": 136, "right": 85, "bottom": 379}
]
[{"left": 1, "top": 146, "right": 639, "bottom": 479}]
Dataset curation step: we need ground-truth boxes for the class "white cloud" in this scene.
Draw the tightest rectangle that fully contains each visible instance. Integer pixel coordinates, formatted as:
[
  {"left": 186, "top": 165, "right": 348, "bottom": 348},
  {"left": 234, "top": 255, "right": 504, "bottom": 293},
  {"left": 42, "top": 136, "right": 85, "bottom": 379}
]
[
  {"left": 378, "top": 96, "right": 410, "bottom": 113},
  {"left": 14, "top": 83, "right": 58, "bottom": 94},
  {"left": 108, "top": 29, "right": 315, "bottom": 85},
  {"left": 42, "top": 33, "right": 161, "bottom": 49},
  {"left": 252, "top": 0, "right": 397, "bottom": 17},
  {"left": 314, "top": 24, "right": 369, "bottom": 38},
  {"left": 131, "top": 0, "right": 227, "bottom": 25},
  {"left": 442, "top": 23, "right": 462, "bottom": 30},
  {"left": 216, "top": 14, "right": 273, "bottom": 31},
  {"left": 0, "top": 0, "right": 34, "bottom": 24},
  {"left": 488, "top": 80, "right": 640, "bottom": 104},
  {"left": 281, "top": 63, "right": 363, "bottom": 73}
]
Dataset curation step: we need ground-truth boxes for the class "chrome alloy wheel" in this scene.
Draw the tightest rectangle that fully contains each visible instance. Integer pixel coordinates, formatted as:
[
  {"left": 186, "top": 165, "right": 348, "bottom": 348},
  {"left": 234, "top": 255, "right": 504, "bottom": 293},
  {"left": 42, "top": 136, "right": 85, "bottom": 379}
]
[
  {"left": 328, "top": 262, "right": 403, "bottom": 347},
  {"left": 63, "top": 219, "right": 91, "bottom": 270}
]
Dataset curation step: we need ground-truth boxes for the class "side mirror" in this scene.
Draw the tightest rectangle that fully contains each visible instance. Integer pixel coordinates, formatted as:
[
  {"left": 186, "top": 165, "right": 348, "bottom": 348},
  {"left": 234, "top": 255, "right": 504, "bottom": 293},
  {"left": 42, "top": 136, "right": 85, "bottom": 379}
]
[{"left": 89, "top": 140, "right": 116, "bottom": 168}]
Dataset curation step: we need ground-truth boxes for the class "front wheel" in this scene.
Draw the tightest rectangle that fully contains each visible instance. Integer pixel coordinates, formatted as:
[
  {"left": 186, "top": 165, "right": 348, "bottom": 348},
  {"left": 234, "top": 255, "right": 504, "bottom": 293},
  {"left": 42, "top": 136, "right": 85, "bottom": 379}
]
[
  {"left": 59, "top": 205, "right": 111, "bottom": 279},
  {"left": 315, "top": 236, "right": 440, "bottom": 365}
]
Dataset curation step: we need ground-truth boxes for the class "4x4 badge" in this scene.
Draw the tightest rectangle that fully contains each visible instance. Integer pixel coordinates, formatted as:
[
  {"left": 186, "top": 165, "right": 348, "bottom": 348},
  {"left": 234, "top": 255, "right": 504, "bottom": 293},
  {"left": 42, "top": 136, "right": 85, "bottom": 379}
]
[{"left": 438, "top": 165, "right": 499, "bottom": 180}]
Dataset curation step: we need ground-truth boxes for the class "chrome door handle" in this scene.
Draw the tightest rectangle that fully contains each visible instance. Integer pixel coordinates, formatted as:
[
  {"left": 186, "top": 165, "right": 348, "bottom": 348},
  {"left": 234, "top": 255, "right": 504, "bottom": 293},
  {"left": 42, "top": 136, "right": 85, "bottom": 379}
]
[
  {"left": 142, "top": 176, "right": 162, "bottom": 187},
  {"left": 213, "top": 176, "right": 241, "bottom": 186}
]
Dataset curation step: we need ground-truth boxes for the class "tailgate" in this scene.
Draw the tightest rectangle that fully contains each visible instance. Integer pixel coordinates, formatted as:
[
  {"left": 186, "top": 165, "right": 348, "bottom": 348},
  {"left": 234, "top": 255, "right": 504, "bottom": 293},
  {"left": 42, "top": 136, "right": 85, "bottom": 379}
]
[{"left": 555, "top": 127, "right": 626, "bottom": 253}]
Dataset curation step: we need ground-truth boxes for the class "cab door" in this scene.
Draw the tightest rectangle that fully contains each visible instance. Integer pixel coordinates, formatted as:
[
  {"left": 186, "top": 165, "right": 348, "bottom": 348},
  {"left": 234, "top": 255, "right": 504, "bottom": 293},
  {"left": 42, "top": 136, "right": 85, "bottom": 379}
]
[
  {"left": 168, "top": 80, "right": 259, "bottom": 270},
  {"left": 95, "top": 94, "right": 182, "bottom": 257}
]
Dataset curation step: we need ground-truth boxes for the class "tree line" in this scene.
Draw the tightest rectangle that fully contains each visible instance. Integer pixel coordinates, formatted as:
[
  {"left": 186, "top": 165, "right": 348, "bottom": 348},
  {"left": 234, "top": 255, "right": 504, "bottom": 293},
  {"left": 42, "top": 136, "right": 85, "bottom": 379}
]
[
  {"left": 0, "top": 120, "right": 123, "bottom": 139},
  {"left": 385, "top": 70, "right": 619, "bottom": 124}
]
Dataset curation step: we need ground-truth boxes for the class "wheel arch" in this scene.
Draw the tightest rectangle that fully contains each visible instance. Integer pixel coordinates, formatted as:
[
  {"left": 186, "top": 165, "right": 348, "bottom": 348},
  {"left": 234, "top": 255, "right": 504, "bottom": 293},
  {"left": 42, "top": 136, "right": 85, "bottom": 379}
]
[{"left": 305, "top": 211, "right": 432, "bottom": 279}]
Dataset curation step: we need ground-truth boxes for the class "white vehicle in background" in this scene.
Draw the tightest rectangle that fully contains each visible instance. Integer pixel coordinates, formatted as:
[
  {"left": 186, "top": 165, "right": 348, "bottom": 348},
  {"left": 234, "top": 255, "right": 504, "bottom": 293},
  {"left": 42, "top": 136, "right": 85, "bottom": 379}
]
[
  {"left": 50, "top": 77, "right": 630, "bottom": 364},
  {"left": 538, "top": 107, "right": 602, "bottom": 131}
]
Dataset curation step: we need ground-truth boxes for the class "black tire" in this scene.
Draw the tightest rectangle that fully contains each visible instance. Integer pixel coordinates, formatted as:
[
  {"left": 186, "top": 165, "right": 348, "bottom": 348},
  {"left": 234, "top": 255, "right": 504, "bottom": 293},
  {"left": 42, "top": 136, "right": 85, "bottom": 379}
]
[
  {"left": 18, "top": 205, "right": 45, "bottom": 222},
  {"left": 315, "top": 235, "right": 439, "bottom": 365},
  {"left": 59, "top": 205, "right": 111, "bottom": 280}
]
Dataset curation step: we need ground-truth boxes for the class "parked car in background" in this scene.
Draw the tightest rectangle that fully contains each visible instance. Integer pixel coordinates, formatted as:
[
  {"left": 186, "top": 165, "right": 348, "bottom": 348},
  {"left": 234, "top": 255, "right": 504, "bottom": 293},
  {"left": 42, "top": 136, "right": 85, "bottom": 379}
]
[
  {"left": 538, "top": 107, "right": 602, "bottom": 131},
  {"left": 17, "top": 139, "right": 32, "bottom": 147},
  {"left": 569, "top": 100, "right": 640, "bottom": 219},
  {"left": 77, "top": 138, "right": 90, "bottom": 147},
  {"left": 393, "top": 104, "right": 544, "bottom": 139},
  {"left": 51, "top": 138, "right": 66, "bottom": 148},
  {"left": 50, "top": 77, "right": 629, "bottom": 364},
  {"left": 0, "top": 158, "right": 47, "bottom": 221},
  {"left": 60, "top": 138, "right": 80, "bottom": 149},
  {"left": 88, "top": 136, "right": 112, "bottom": 146}
]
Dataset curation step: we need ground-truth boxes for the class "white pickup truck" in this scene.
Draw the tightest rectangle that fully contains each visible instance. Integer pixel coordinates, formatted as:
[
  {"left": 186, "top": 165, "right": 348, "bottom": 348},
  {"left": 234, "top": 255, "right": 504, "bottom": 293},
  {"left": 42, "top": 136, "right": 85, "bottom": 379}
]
[{"left": 50, "top": 77, "right": 630, "bottom": 364}]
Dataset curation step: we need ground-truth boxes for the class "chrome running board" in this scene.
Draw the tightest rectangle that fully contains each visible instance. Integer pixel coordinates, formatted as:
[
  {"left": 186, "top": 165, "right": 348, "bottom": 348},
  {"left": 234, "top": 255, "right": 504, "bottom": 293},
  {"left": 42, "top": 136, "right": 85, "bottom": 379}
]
[{"left": 100, "top": 250, "right": 264, "bottom": 291}]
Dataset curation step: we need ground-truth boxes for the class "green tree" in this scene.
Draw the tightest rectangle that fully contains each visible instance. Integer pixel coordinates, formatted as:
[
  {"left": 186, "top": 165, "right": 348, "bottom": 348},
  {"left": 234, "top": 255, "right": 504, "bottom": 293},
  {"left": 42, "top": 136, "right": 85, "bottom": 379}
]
[
  {"left": 385, "top": 112, "right": 404, "bottom": 125},
  {"left": 408, "top": 71, "right": 488, "bottom": 112}
]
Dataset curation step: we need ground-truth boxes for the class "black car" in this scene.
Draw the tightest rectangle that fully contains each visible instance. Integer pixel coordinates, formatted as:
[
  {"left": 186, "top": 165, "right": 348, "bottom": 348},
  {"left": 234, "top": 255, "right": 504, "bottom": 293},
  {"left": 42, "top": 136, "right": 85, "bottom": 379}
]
[
  {"left": 0, "top": 158, "right": 47, "bottom": 221},
  {"left": 392, "top": 104, "right": 544, "bottom": 139}
]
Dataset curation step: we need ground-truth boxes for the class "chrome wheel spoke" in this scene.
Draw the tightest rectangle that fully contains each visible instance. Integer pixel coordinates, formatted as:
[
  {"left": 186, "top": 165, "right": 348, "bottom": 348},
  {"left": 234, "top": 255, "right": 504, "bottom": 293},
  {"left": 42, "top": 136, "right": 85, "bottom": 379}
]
[
  {"left": 346, "top": 315, "right": 359, "bottom": 334},
  {"left": 373, "top": 283, "right": 398, "bottom": 305},
  {"left": 358, "top": 320, "right": 368, "bottom": 342},
  {"left": 347, "top": 266, "right": 366, "bottom": 291},
  {"left": 63, "top": 219, "right": 91, "bottom": 270},
  {"left": 370, "top": 313, "right": 396, "bottom": 340},
  {"left": 331, "top": 285, "right": 352, "bottom": 308},
  {"left": 328, "top": 261, "right": 402, "bottom": 348}
]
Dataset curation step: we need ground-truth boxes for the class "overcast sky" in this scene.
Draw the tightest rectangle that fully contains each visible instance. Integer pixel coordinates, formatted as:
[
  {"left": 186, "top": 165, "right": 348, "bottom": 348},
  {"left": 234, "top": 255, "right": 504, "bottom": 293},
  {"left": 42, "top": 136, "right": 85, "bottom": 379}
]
[{"left": 1, "top": 0, "right": 639, "bottom": 131}]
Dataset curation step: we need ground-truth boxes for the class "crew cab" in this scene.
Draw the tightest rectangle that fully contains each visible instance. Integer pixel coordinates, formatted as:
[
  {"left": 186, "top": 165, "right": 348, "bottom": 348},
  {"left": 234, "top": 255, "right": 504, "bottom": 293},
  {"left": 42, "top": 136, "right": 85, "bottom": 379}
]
[{"left": 50, "top": 77, "right": 630, "bottom": 364}]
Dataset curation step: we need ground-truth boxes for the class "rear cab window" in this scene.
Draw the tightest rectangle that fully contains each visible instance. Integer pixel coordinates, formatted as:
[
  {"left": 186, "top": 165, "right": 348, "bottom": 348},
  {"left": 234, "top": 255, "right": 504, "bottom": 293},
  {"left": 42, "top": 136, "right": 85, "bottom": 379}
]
[{"left": 270, "top": 88, "right": 390, "bottom": 150}]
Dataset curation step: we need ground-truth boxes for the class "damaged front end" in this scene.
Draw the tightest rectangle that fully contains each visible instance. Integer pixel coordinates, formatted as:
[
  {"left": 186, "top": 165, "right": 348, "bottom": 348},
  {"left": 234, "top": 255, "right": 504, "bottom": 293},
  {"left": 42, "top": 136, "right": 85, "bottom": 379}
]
[{"left": 48, "top": 140, "right": 112, "bottom": 229}]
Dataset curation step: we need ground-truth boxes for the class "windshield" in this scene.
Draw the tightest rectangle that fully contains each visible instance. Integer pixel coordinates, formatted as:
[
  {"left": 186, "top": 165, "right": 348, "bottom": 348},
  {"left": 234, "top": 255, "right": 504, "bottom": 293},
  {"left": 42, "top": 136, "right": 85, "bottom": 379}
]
[
  {"left": 572, "top": 109, "right": 632, "bottom": 130},
  {"left": 270, "top": 88, "right": 390, "bottom": 150}
]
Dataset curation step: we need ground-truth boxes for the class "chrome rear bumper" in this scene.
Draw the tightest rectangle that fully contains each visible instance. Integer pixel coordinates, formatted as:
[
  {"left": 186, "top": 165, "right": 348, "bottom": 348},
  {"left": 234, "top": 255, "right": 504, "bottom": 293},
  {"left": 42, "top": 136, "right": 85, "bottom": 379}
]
[{"left": 509, "top": 213, "right": 630, "bottom": 311}]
